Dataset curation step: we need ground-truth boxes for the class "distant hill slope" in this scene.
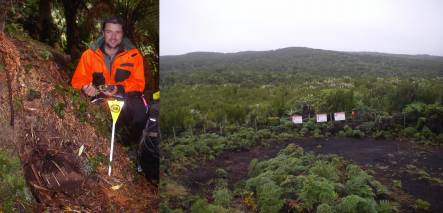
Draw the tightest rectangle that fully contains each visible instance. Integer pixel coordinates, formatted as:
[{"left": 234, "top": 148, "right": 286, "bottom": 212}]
[{"left": 161, "top": 47, "right": 443, "bottom": 77}]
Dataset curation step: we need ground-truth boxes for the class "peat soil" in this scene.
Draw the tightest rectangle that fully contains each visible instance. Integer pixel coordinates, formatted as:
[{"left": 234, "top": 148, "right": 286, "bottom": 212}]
[{"left": 183, "top": 138, "right": 443, "bottom": 213}]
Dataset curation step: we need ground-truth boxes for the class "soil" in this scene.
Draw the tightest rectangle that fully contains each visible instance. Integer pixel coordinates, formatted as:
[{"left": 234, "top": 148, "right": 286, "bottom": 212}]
[{"left": 183, "top": 138, "right": 443, "bottom": 213}]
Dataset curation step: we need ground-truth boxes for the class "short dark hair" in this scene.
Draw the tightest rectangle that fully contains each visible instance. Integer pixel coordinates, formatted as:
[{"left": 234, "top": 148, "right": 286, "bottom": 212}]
[{"left": 102, "top": 16, "right": 124, "bottom": 31}]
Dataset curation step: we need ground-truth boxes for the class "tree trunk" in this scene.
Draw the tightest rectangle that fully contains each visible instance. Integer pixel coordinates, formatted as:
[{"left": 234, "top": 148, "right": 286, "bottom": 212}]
[
  {"left": 38, "top": 0, "right": 54, "bottom": 44},
  {"left": 61, "top": 0, "right": 82, "bottom": 59}
]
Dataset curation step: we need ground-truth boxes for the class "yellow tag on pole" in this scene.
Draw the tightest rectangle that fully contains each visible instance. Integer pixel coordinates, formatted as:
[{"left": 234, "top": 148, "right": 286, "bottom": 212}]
[{"left": 107, "top": 100, "right": 124, "bottom": 123}]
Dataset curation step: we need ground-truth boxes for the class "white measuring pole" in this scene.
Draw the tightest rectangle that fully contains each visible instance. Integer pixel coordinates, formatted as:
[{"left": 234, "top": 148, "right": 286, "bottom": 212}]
[
  {"left": 108, "top": 122, "right": 116, "bottom": 176},
  {"left": 107, "top": 100, "right": 124, "bottom": 176}
]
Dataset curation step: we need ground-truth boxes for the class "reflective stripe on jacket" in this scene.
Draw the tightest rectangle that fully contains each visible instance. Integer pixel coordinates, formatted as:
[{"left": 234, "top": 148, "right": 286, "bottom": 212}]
[{"left": 71, "top": 37, "right": 145, "bottom": 93}]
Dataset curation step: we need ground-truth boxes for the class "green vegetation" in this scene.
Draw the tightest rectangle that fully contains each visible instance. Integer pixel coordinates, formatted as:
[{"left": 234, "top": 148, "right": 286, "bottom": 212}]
[
  {"left": 0, "top": 150, "right": 33, "bottom": 212},
  {"left": 49, "top": 84, "right": 112, "bottom": 136},
  {"left": 161, "top": 49, "right": 443, "bottom": 144},
  {"left": 414, "top": 198, "right": 431, "bottom": 211},
  {"left": 83, "top": 153, "right": 107, "bottom": 175},
  {"left": 242, "top": 145, "right": 397, "bottom": 212},
  {"left": 161, "top": 77, "right": 443, "bottom": 145},
  {"left": 164, "top": 145, "right": 398, "bottom": 212},
  {"left": 160, "top": 48, "right": 443, "bottom": 212},
  {"left": 161, "top": 48, "right": 443, "bottom": 80}
]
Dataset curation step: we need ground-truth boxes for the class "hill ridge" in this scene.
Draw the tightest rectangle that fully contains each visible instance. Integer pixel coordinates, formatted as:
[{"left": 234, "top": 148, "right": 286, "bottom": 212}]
[{"left": 161, "top": 47, "right": 443, "bottom": 77}]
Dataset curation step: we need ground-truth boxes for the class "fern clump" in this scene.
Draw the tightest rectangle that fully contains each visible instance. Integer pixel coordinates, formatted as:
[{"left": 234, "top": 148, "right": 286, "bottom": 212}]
[
  {"left": 344, "top": 175, "right": 375, "bottom": 198},
  {"left": 298, "top": 175, "right": 338, "bottom": 209},
  {"left": 190, "top": 198, "right": 228, "bottom": 213},
  {"left": 309, "top": 160, "right": 340, "bottom": 182},
  {"left": 256, "top": 182, "right": 284, "bottom": 213},
  {"left": 317, "top": 203, "right": 334, "bottom": 213},
  {"left": 243, "top": 144, "right": 394, "bottom": 212},
  {"left": 377, "top": 200, "right": 398, "bottom": 213},
  {"left": 337, "top": 195, "right": 377, "bottom": 213},
  {"left": 213, "top": 188, "right": 232, "bottom": 208}
]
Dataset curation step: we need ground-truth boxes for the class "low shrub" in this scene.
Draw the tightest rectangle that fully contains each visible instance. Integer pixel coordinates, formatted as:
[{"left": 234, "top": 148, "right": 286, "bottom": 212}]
[
  {"left": 213, "top": 188, "right": 232, "bottom": 208},
  {"left": 337, "top": 195, "right": 377, "bottom": 213},
  {"left": 298, "top": 175, "right": 338, "bottom": 209},
  {"left": 401, "top": 127, "right": 417, "bottom": 138},
  {"left": 256, "top": 182, "right": 284, "bottom": 213},
  {"left": 414, "top": 198, "right": 431, "bottom": 211}
]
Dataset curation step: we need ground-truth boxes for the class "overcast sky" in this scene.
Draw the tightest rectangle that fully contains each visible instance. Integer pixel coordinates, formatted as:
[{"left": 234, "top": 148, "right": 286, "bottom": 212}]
[{"left": 160, "top": 0, "right": 443, "bottom": 56}]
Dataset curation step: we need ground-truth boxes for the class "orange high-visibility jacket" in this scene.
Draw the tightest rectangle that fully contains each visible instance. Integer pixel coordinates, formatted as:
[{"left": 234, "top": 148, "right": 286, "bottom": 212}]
[{"left": 71, "top": 36, "right": 145, "bottom": 93}]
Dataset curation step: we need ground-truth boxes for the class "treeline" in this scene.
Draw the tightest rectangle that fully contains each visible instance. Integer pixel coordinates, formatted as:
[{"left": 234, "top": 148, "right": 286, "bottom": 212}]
[{"left": 161, "top": 47, "right": 443, "bottom": 79}]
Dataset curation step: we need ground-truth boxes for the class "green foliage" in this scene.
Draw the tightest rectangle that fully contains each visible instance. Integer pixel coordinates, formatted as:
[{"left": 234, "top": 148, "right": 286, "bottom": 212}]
[
  {"left": 317, "top": 203, "right": 334, "bottom": 213},
  {"left": 320, "top": 89, "right": 355, "bottom": 112},
  {"left": 38, "top": 48, "right": 53, "bottom": 60},
  {"left": 215, "top": 168, "right": 228, "bottom": 179},
  {"left": 0, "top": 150, "right": 33, "bottom": 212},
  {"left": 339, "top": 125, "right": 366, "bottom": 138},
  {"left": 298, "top": 176, "right": 338, "bottom": 209},
  {"left": 313, "top": 128, "right": 323, "bottom": 138},
  {"left": 190, "top": 198, "right": 228, "bottom": 213},
  {"left": 357, "top": 122, "right": 374, "bottom": 134},
  {"left": 303, "top": 118, "right": 316, "bottom": 131},
  {"left": 52, "top": 102, "right": 66, "bottom": 118},
  {"left": 83, "top": 153, "right": 106, "bottom": 175},
  {"left": 162, "top": 48, "right": 443, "bottom": 80},
  {"left": 213, "top": 188, "right": 232, "bottom": 208},
  {"left": 160, "top": 204, "right": 184, "bottom": 213},
  {"left": 403, "top": 102, "right": 427, "bottom": 121},
  {"left": 256, "top": 182, "right": 284, "bottom": 213},
  {"left": 4, "top": 15, "right": 27, "bottom": 39},
  {"left": 308, "top": 161, "right": 339, "bottom": 182},
  {"left": 373, "top": 130, "right": 394, "bottom": 140},
  {"left": 352, "top": 129, "right": 365, "bottom": 138},
  {"left": 377, "top": 200, "right": 398, "bottom": 213},
  {"left": 267, "top": 117, "right": 280, "bottom": 126},
  {"left": 343, "top": 125, "right": 353, "bottom": 137},
  {"left": 337, "top": 195, "right": 377, "bottom": 213},
  {"left": 161, "top": 73, "right": 442, "bottom": 141},
  {"left": 344, "top": 176, "right": 374, "bottom": 199},
  {"left": 401, "top": 127, "right": 417, "bottom": 138},
  {"left": 227, "top": 127, "right": 257, "bottom": 149},
  {"left": 414, "top": 199, "right": 431, "bottom": 211},
  {"left": 168, "top": 133, "right": 229, "bottom": 163},
  {"left": 416, "top": 117, "right": 427, "bottom": 130},
  {"left": 435, "top": 133, "right": 443, "bottom": 144},
  {"left": 300, "top": 127, "right": 309, "bottom": 136},
  {"left": 256, "top": 129, "right": 273, "bottom": 140},
  {"left": 276, "top": 132, "right": 294, "bottom": 140},
  {"left": 26, "top": 89, "right": 41, "bottom": 101}
]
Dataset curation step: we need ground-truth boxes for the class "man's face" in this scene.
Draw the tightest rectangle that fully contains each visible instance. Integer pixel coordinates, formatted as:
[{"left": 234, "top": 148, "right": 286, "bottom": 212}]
[{"left": 103, "top": 23, "right": 123, "bottom": 49}]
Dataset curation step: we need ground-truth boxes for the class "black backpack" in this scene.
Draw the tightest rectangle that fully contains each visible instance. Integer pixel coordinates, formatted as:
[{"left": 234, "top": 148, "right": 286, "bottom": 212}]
[{"left": 136, "top": 101, "right": 160, "bottom": 183}]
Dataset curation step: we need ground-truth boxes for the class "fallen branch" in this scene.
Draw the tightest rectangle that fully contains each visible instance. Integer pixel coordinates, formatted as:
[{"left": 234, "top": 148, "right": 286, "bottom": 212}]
[
  {"left": 51, "top": 160, "right": 66, "bottom": 176},
  {"left": 52, "top": 172, "right": 61, "bottom": 186},
  {"left": 30, "top": 164, "right": 42, "bottom": 186},
  {"left": 30, "top": 182, "right": 50, "bottom": 191}
]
